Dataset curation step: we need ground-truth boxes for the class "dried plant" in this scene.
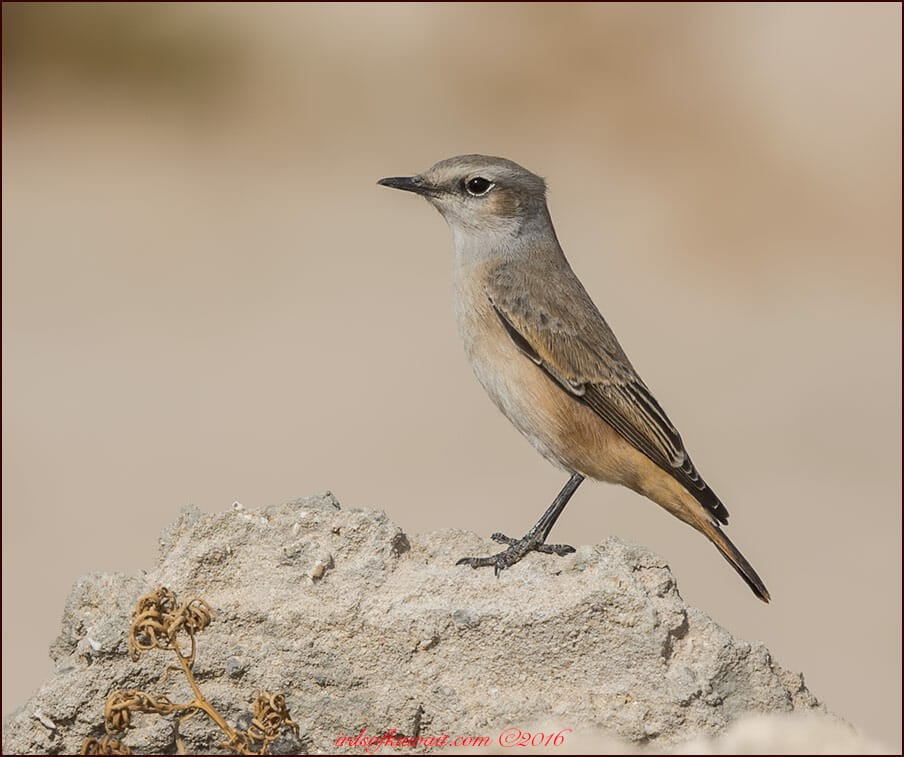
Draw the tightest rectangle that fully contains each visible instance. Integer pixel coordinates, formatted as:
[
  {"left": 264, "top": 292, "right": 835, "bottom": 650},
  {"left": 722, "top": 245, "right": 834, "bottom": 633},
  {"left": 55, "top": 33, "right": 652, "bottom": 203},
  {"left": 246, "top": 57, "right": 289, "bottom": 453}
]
[
  {"left": 81, "top": 587, "right": 299, "bottom": 755},
  {"left": 81, "top": 735, "right": 132, "bottom": 755},
  {"left": 240, "top": 692, "right": 301, "bottom": 754}
]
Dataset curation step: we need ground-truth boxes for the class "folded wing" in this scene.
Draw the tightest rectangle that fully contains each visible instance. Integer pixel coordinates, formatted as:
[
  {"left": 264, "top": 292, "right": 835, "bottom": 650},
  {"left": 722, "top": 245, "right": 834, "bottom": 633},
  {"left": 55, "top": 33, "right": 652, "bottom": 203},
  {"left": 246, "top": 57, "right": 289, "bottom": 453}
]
[{"left": 487, "top": 262, "right": 729, "bottom": 525}]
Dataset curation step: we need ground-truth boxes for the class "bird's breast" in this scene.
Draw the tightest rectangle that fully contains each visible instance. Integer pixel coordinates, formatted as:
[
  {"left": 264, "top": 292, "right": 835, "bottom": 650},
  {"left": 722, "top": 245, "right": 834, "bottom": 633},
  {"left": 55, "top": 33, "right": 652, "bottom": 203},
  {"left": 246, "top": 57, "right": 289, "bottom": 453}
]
[
  {"left": 450, "top": 265, "right": 706, "bottom": 508},
  {"left": 452, "top": 261, "right": 614, "bottom": 475}
]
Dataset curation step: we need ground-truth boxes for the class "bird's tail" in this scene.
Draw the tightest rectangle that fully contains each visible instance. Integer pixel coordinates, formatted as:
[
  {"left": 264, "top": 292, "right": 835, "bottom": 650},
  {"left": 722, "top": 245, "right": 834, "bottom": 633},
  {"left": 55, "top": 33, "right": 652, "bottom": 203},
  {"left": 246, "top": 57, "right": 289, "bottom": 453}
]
[{"left": 698, "top": 519, "right": 771, "bottom": 602}]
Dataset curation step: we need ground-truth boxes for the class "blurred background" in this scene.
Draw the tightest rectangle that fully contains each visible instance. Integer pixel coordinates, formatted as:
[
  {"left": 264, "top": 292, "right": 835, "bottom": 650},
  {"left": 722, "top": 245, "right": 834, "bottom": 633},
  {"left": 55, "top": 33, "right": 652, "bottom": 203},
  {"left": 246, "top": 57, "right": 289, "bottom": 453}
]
[{"left": 2, "top": 2, "right": 900, "bottom": 750}]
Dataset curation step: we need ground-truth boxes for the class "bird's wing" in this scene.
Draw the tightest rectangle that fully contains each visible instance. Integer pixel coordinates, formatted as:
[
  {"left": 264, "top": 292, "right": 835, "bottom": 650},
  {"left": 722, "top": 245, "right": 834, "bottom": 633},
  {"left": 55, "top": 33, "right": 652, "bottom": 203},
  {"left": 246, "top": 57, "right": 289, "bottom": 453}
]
[{"left": 486, "top": 263, "right": 729, "bottom": 524}]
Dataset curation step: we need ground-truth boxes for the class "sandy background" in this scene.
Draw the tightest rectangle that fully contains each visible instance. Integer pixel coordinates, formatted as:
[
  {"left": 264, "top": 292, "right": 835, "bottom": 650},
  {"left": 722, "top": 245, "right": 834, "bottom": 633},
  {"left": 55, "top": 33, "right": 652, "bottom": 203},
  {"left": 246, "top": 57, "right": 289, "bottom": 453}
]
[{"left": 2, "top": 3, "right": 901, "bottom": 750}]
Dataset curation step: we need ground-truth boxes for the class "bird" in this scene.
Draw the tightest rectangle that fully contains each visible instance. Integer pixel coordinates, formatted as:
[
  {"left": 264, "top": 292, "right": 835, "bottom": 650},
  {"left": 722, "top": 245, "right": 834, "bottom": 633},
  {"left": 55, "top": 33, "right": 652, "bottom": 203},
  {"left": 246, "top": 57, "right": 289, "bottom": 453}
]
[{"left": 377, "top": 155, "right": 770, "bottom": 602}]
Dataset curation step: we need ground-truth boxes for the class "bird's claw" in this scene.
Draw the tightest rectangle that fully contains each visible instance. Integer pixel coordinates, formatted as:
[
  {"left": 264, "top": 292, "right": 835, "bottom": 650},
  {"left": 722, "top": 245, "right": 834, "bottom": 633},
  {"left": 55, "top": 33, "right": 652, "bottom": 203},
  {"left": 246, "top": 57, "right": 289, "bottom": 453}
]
[{"left": 456, "top": 532, "right": 575, "bottom": 575}]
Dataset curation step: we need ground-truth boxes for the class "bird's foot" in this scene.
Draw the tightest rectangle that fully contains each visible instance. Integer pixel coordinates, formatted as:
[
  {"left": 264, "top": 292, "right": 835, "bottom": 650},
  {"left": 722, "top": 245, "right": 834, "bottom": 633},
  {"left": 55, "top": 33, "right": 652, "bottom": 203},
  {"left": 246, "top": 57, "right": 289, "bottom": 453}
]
[{"left": 456, "top": 531, "right": 575, "bottom": 575}]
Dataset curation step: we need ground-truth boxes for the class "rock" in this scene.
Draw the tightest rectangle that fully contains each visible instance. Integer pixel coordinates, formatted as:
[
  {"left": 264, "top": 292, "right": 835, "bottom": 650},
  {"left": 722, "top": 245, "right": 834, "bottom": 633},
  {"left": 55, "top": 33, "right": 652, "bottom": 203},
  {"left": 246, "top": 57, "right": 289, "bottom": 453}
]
[{"left": 2, "top": 493, "right": 844, "bottom": 754}]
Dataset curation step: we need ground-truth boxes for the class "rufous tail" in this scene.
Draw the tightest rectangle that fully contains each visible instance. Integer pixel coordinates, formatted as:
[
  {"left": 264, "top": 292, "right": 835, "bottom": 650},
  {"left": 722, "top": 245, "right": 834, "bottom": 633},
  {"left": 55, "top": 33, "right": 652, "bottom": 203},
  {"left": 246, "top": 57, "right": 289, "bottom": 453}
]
[{"left": 700, "top": 519, "right": 771, "bottom": 603}]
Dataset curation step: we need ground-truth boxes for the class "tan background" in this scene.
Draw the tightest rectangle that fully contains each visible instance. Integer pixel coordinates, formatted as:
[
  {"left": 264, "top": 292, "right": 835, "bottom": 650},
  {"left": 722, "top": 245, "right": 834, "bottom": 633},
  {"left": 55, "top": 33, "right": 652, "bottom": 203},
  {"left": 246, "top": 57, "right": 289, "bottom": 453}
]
[{"left": 2, "top": 3, "right": 901, "bottom": 750}]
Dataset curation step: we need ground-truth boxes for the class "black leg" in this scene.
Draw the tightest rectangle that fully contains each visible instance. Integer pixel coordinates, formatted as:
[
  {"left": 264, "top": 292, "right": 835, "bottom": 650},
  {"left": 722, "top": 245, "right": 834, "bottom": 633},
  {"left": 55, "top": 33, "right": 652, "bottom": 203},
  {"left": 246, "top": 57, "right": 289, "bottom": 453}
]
[{"left": 456, "top": 473, "right": 585, "bottom": 575}]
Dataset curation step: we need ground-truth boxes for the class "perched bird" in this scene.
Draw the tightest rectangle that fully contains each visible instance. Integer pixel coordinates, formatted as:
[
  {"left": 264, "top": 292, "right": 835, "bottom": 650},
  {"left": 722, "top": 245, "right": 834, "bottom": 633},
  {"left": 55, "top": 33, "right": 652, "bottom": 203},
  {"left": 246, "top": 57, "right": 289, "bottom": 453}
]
[{"left": 378, "top": 155, "right": 769, "bottom": 602}]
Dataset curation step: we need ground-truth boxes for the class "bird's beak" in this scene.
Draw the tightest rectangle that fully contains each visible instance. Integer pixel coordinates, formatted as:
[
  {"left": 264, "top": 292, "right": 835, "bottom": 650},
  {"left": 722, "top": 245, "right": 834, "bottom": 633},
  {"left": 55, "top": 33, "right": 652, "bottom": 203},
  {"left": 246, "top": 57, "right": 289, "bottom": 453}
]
[{"left": 377, "top": 175, "right": 440, "bottom": 197}]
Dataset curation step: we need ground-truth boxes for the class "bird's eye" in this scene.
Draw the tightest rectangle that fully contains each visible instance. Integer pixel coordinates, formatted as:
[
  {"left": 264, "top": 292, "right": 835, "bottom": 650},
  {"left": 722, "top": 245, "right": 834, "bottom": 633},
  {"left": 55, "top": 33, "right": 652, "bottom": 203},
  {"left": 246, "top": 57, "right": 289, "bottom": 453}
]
[{"left": 465, "top": 177, "right": 493, "bottom": 196}]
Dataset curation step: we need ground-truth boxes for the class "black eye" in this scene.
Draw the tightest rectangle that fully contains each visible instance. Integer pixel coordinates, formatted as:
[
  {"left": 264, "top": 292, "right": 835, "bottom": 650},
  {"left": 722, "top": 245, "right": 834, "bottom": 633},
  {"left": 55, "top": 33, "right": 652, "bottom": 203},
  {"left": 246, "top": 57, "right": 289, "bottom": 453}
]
[{"left": 465, "top": 177, "right": 493, "bottom": 196}]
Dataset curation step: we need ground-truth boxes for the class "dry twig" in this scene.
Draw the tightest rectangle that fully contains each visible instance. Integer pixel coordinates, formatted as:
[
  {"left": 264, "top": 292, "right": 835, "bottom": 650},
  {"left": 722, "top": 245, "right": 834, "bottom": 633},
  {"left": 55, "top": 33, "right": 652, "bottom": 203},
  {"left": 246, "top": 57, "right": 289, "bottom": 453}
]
[{"left": 80, "top": 587, "right": 299, "bottom": 755}]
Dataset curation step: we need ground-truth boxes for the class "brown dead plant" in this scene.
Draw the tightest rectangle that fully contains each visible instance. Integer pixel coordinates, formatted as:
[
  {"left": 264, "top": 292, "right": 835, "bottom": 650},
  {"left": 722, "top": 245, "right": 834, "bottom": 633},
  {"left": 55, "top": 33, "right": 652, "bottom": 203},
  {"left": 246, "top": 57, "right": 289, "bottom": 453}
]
[{"left": 81, "top": 587, "right": 299, "bottom": 755}]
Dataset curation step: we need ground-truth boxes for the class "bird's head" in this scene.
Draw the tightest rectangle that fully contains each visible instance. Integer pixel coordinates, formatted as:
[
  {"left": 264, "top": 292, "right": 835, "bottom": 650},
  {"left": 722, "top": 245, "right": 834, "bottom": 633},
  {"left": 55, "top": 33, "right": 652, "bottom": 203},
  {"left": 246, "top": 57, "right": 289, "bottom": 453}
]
[{"left": 378, "top": 155, "right": 549, "bottom": 242}]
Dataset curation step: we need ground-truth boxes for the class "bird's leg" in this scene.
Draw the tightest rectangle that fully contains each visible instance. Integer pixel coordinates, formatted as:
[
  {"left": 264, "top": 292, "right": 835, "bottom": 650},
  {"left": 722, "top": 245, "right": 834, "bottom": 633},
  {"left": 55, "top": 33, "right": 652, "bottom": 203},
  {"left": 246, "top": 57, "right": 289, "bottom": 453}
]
[{"left": 456, "top": 473, "right": 585, "bottom": 575}]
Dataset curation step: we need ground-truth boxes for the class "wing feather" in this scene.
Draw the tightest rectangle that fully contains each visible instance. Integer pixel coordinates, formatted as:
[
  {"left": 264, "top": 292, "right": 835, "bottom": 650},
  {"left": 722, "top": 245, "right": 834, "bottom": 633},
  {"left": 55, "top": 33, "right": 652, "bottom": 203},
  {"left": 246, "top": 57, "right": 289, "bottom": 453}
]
[{"left": 487, "top": 263, "right": 729, "bottom": 525}]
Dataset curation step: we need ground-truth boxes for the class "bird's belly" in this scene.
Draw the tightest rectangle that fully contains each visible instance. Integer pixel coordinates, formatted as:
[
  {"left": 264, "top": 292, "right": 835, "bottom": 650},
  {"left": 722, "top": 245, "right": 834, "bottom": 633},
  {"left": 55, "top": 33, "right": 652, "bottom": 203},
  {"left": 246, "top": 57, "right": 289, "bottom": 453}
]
[
  {"left": 468, "top": 340, "right": 570, "bottom": 467},
  {"left": 457, "top": 301, "right": 624, "bottom": 480}
]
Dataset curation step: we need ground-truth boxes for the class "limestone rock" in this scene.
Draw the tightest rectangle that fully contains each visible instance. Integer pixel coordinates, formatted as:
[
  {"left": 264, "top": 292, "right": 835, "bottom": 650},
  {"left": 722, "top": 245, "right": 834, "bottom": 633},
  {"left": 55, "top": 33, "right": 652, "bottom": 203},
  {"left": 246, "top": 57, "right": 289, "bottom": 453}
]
[{"left": 3, "top": 493, "right": 837, "bottom": 754}]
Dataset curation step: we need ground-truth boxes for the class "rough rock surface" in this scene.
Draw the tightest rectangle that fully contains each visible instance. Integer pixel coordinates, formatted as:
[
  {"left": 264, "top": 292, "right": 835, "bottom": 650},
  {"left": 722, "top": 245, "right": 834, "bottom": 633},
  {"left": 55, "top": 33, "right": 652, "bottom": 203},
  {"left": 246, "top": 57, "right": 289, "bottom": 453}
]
[{"left": 3, "top": 493, "right": 832, "bottom": 754}]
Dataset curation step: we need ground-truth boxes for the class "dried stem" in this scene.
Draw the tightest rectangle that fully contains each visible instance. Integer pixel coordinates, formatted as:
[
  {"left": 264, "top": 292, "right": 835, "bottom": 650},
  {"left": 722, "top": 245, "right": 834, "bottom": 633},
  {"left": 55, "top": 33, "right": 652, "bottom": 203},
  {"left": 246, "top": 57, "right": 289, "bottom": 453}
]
[{"left": 81, "top": 586, "right": 299, "bottom": 755}]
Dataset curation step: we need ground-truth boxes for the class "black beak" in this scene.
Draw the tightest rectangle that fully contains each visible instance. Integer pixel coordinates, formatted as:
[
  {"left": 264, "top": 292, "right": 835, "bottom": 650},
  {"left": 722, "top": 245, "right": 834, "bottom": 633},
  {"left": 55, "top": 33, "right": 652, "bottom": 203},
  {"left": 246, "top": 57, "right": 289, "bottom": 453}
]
[{"left": 377, "top": 175, "right": 439, "bottom": 197}]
